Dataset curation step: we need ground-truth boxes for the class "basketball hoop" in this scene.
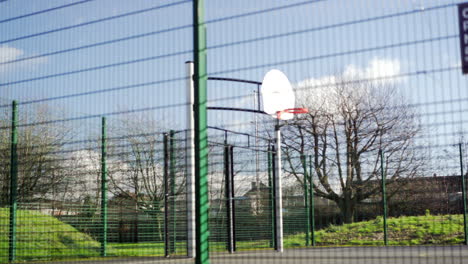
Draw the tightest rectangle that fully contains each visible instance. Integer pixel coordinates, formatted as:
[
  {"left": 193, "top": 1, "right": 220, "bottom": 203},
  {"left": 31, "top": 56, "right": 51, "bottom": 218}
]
[{"left": 276, "top": 108, "right": 308, "bottom": 120}]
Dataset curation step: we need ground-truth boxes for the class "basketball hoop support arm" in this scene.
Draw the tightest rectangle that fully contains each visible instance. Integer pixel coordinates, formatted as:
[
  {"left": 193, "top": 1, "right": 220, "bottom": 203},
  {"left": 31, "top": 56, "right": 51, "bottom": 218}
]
[{"left": 208, "top": 76, "right": 262, "bottom": 112}]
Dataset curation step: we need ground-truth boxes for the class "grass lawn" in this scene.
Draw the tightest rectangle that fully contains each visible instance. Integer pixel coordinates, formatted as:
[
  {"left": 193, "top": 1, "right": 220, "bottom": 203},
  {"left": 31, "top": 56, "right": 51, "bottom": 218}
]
[
  {"left": 285, "top": 213, "right": 465, "bottom": 247},
  {"left": 0, "top": 207, "right": 188, "bottom": 262},
  {"left": 1, "top": 208, "right": 466, "bottom": 262},
  {"left": 0, "top": 208, "right": 101, "bottom": 263}
]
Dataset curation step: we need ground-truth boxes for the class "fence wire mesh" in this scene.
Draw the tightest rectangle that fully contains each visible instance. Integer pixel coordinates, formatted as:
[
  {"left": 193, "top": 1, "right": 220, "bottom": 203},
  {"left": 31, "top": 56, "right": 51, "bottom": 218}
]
[{"left": 1, "top": 0, "right": 468, "bottom": 264}]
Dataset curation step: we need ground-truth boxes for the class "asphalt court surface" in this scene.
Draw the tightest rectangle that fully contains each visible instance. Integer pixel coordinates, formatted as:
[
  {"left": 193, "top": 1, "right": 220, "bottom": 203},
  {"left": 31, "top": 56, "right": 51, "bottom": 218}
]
[{"left": 38, "top": 246, "right": 468, "bottom": 264}]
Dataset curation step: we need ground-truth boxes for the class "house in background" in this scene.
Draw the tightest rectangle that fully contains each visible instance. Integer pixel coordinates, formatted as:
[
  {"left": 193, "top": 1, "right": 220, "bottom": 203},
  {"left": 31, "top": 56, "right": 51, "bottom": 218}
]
[
  {"left": 240, "top": 182, "right": 271, "bottom": 215},
  {"left": 21, "top": 198, "right": 82, "bottom": 216},
  {"left": 388, "top": 175, "right": 464, "bottom": 215},
  {"left": 238, "top": 181, "right": 338, "bottom": 217},
  {"left": 357, "top": 174, "right": 465, "bottom": 217}
]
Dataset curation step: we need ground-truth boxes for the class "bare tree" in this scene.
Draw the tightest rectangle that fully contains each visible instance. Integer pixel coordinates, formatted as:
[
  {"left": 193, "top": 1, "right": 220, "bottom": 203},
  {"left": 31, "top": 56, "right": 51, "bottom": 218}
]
[
  {"left": 0, "top": 104, "right": 70, "bottom": 205},
  {"left": 105, "top": 115, "right": 186, "bottom": 240},
  {"left": 282, "top": 74, "right": 424, "bottom": 223}
]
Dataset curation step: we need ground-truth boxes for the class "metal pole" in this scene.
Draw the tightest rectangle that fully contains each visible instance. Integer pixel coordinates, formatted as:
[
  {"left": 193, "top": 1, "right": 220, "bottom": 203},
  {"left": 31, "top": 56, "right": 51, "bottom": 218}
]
[
  {"left": 193, "top": 0, "right": 210, "bottom": 262},
  {"left": 9, "top": 100, "right": 18, "bottom": 263},
  {"left": 256, "top": 84, "right": 261, "bottom": 112},
  {"left": 169, "top": 130, "right": 177, "bottom": 254},
  {"left": 301, "top": 155, "right": 310, "bottom": 246},
  {"left": 309, "top": 155, "right": 315, "bottom": 246},
  {"left": 275, "top": 125, "right": 284, "bottom": 252},
  {"left": 253, "top": 91, "right": 260, "bottom": 216},
  {"left": 380, "top": 149, "right": 388, "bottom": 246},
  {"left": 271, "top": 145, "right": 278, "bottom": 250},
  {"left": 224, "top": 142, "right": 234, "bottom": 253},
  {"left": 101, "top": 117, "right": 108, "bottom": 257},
  {"left": 229, "top": 145, "right": 236, "bottom": 252},
  {"left": 459, "top": 143, "right": 468, "bottom": 245},
  {"left": 185, "top": 61, "right": 196, "bottom": 259},
  {"left": 164, "top": 133, "right": 170, "bottom": 257},
  {"left": 267, "top": 145, "right": 275, "bottom": 248}
]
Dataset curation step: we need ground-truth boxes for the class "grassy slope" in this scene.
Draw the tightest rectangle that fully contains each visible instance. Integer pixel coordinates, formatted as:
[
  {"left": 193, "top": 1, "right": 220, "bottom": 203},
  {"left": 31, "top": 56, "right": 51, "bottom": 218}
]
[
  {"left": 0, "top": 208, "right": 100, "bottom": 262},
  {"left": 285, "top": 214, "right": 465, "bottom": 247},
  {"left": 1, "top": 210, "right": 466, "bottom": 262}
]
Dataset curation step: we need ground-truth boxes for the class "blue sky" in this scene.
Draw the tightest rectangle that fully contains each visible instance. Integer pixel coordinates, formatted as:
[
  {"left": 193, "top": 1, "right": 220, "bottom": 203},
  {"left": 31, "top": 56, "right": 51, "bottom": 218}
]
[{"left": 0, "top": 0, "right": 467, "bottom": 172}]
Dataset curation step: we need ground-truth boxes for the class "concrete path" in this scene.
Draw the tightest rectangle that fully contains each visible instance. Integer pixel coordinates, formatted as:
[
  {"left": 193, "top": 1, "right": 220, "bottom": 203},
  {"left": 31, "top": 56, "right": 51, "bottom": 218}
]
[{"left": 37, "top": 246, "right": 468, "bottom": 264}]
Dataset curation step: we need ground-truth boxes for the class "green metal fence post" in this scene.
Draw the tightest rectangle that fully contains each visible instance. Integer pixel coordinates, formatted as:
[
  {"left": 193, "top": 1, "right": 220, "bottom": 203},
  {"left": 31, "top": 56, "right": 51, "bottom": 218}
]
[
  {"left": 193, "top": 0, "right": 209, "bottom": 262},
  {"left": 229, "top": 145, "right": 236, "bottom": 252},
  {"left": 100, "top": 117, "right": 108, "bottom": 257},
  {"left": 380, "top": 149, "right": 388, "bottom": 246},
  {"left": 459, "top": 143, "right": 468, "bottom": 245},
  {"left": 9, "top": 100, "right": 18, "bottom": 263},
  {"left": 308, "top": 155, "right": 315, "bottom": 246},
  {"left": 267, "top": 145, "right": 274, "bottom": 248},
  {"left": 271, "top": 145, "right": 278, "bottom": 251},
  {"left": 224, "top": 142, "right": 234, "bottom": 253},
  {"left": 163, "top": 133, "right": 170, "bottom": 258},
  {"left": 301, "top": 155, "right": 310, "bottom": 246},
  {"left": 169, "top": 130, "right": 176, "bottom": 254}
]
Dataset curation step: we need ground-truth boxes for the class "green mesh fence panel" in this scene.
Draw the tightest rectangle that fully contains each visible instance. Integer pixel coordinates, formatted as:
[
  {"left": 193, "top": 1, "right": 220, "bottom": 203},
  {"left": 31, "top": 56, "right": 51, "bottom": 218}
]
[{"left": 1, "top": 1, "right": 468, "bottom": 263}]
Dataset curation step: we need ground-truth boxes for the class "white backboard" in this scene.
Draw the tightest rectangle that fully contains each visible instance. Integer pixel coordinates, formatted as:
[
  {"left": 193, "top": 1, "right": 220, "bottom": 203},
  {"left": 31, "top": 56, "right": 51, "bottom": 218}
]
[{"left": 261, "top": 69, "right": 295, "bottom": 120}]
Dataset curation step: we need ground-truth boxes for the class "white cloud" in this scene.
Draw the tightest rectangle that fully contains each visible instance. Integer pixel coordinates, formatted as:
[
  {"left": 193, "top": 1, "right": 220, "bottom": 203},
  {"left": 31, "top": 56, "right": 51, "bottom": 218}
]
[
  {"left": 294, "top": 58, "right": 403, "bottom": 114},
  {"left": 343, "top": 57, "right": 402, "bottom": 85},
  {"left": 0, "top": 45, "right": 47, "bottom": 73},
  {"left": 296, "top": 57, "right": 403, "bottom": 90},
  {"left": 0, "top": 45, "right": 23, "bottom": 64},
  {"left": 451, "top": 61, "right": 462, "bottom": 68}
]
